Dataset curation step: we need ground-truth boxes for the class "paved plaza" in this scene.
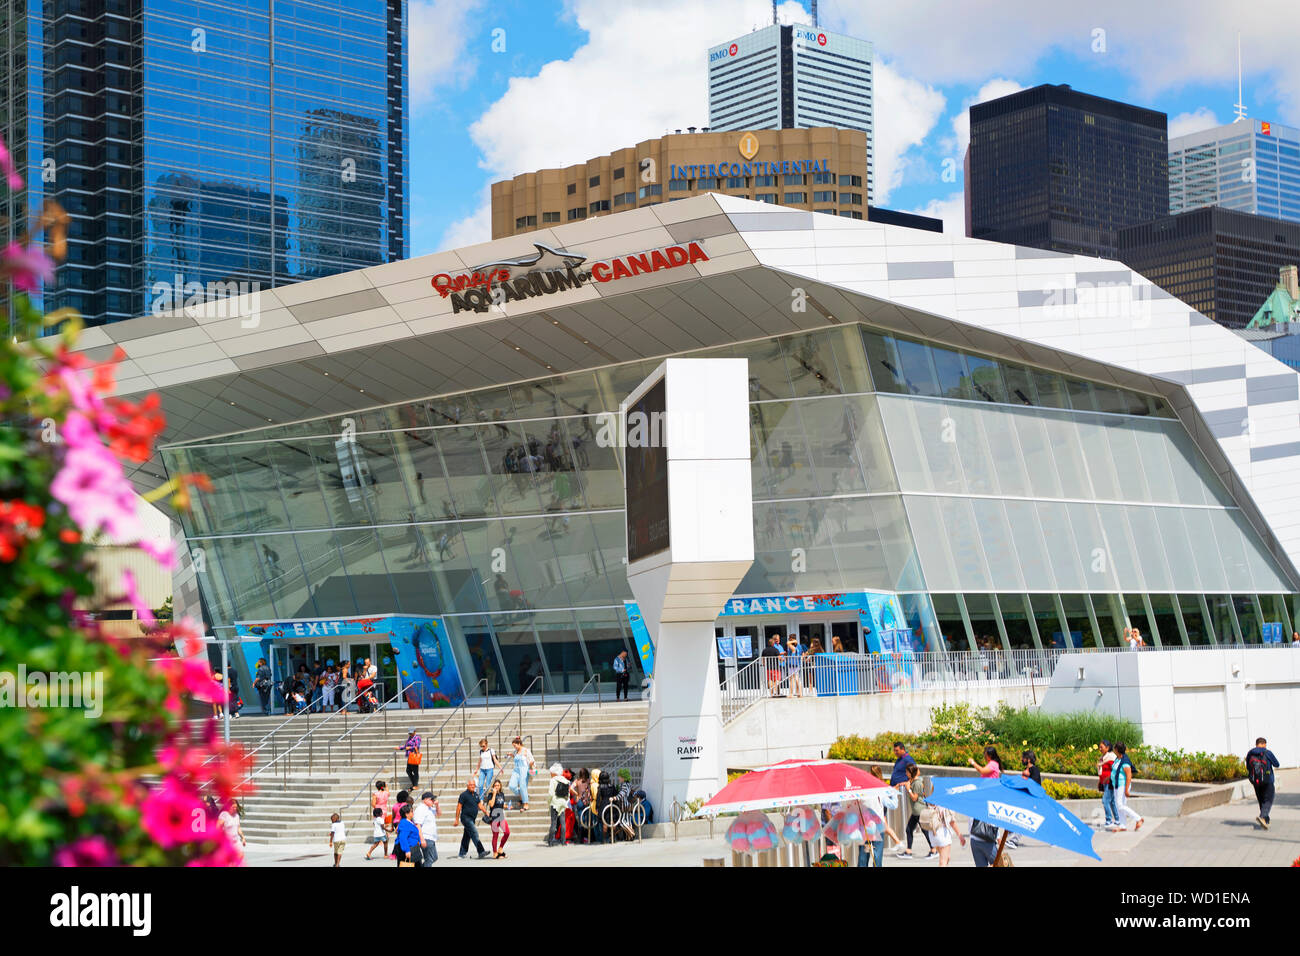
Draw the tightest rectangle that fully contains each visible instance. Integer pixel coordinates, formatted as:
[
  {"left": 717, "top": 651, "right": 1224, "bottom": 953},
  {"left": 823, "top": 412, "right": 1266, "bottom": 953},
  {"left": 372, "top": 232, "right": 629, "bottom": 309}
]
[{"left": 244, "top": 771, "right": 1299, "bottom": 868}]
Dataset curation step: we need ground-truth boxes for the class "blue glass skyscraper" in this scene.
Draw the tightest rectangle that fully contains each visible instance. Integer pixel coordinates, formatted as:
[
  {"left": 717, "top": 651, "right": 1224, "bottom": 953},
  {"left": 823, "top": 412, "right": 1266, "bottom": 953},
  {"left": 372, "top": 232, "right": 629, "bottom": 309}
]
[{"left": 0, "top": 0, "right": 409, "bottom": 331}]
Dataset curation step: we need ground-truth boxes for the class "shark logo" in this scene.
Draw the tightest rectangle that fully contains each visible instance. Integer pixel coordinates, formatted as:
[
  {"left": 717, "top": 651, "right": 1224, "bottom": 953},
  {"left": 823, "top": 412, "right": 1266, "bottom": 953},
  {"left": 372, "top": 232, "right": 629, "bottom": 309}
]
[{"left": 471, "top": 242, "right": 587, "bottom": 277}]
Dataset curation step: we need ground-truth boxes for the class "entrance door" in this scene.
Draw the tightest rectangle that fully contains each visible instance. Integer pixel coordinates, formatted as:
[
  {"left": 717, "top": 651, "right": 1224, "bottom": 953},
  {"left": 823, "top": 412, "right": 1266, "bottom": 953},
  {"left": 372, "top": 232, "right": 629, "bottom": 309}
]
[
  {"left": 798, "top": 621, "right": 827, "bottom": 653},
  {"left": 830, "top": 620, "right": 860, "bottom": 653}
]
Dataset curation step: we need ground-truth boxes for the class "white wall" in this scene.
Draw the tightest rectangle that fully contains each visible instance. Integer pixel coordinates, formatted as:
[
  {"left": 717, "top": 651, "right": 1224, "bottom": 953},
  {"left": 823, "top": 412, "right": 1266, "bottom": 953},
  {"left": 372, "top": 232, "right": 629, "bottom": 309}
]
[
  {"left": 1039, "top": 649, "right": 1300, "bottom": 765},
  {"left": 725, "top": 685, "right": 1038, "bottom": 767}
]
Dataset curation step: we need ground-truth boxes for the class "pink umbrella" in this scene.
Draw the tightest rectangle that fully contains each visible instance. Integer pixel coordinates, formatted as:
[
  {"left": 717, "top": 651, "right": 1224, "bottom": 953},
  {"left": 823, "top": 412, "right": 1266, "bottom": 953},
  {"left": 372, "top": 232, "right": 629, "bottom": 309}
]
[
  {"left": 725, "top": 810, "right": 781, "bottom": 853},
  {"left": 698, "top": 758, "right": 892, "bottom": 817}
]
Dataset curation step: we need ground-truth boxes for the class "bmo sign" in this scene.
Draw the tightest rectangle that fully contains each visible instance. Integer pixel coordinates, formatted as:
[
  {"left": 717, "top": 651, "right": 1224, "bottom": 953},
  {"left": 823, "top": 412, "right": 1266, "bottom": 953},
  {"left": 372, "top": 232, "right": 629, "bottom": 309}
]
[
  {"left": 709, "top": 41, "right": 739, "bottom": 63},
  {"left": 794, "top": 28, "right": 828, "bottom": 46}
]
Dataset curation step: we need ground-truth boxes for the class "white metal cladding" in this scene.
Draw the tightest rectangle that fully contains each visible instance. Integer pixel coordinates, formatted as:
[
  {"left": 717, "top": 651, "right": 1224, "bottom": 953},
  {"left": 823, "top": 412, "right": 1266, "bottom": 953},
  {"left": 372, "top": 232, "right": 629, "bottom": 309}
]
[
  {"left": 704, "top": 193, "right": 1300, "bottom": 589},
  {"left": 75, "top": 193, "right": 1300, "bottom": 587}
]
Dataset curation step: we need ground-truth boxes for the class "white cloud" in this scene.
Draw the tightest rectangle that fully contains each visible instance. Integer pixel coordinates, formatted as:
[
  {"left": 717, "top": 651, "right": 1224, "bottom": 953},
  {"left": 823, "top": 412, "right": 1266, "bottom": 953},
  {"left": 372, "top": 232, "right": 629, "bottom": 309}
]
[
  {"left": 905, "top": 192, "right": 966, "bottom": 236},
  {"left": 409, "top": 0, "right": 489, "bottom": 107},
  {"left": 437, "top": 187, "right": 493, "bottom": 249},
  {"left": 871, "top": 61, "right": 947, "bottom": 204},
  {"left": 1168, "top": 107, "right": 1222, "bottom": 140}
]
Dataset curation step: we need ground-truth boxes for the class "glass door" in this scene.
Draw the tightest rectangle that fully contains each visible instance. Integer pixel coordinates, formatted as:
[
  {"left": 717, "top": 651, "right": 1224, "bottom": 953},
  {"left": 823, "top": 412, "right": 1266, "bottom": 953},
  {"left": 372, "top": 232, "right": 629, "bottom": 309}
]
[
  {"left": 830, "top": 620, "right": 859, "bottom": 653},
  {"left": 271, "top": 645, "right": 290, "bottom": 713}
]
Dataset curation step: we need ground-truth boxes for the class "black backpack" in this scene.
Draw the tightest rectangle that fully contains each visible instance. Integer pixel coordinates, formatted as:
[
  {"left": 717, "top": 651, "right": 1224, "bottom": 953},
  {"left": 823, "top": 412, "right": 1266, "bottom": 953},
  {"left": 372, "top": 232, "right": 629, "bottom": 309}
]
[
  {"left": 555, "top": 779, "right": 570, "bottom": 800},
  {"left": 1247, "top": 751, "right": 1270, "bottom": 787}
]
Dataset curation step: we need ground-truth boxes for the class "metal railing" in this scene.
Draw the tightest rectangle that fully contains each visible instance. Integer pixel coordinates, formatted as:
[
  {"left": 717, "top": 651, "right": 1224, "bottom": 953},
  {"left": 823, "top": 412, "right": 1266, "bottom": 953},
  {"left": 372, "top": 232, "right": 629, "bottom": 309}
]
[
  {"left": 428, "top": 678, "right": 487, "bottom": 763},
  {"left": 485, "top": 675, "right": 543, "bottom": 755},
  {"left": 544, "top": 673, "right": 601, "bottom": 766},
  {"left": 326, "top": 679, "right": 429, "bottom": 772},
  {"left": 600, "top": 735, "right": 646, "bottom": 790}
]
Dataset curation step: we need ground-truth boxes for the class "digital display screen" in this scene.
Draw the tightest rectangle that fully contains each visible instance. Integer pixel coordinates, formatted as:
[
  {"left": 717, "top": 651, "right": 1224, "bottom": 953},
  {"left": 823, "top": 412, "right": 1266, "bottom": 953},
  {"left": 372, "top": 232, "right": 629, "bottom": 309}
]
[{"left": 626, "top": 377, "right": 670, "bottom": 563}]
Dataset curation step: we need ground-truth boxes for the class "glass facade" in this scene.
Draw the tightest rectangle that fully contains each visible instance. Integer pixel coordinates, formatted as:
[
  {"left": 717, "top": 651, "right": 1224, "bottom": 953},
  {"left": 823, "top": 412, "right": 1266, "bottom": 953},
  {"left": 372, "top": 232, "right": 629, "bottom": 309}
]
[
  {"left": 164, "top": 322, "right": 1299, "bottom": 696},
  {"left": 1, "top": 0, "right": 408, "bottom": 331}
]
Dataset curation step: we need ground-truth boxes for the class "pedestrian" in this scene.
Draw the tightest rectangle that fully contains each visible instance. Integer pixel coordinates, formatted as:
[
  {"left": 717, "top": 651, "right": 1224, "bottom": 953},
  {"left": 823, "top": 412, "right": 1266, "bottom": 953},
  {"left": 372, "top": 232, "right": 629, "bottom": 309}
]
[
  {"left": 571, "top": 769, "right": 592, "bottom": 844},
  {"left": 477, "top": 737, "right": 500, "bottom": 797},
  {"left": 395, "top": 804, "right": 421, "bottom": 866},
  {"left": 328, "top": 812, "right": 346, "bottom": 867},
  {"left": 1124, "top": 627, "right": 1146, "bottom": 650},
  {"left": 1245, "top": 737, "right": 1280, "bottom": 829},
  {"left": 896, "top": 763, "right": 935, "bottom": 860},
  {"left": 365, "top": 808, "right": 388, "bottom": 860},
  {"left": 338, "top": 661, "right": 354, "bottom": 713},
  {"left": 546, "top": 763, "right": 571, "bottom": 846},
  {"left": 455, "top": 778, "right": 490, "bottom": 858},
  {"left": 508, "top": 736, "right": 535, "bottom": 811},
  {"left": 372, "top": 780, "right": 391, "bottom": 829},
  {"left": 253, "top": 657, "right": 273, "bottom": 713},
  {"left": 396, "top": 727, "right": 422, "bottom": 789},
  {"left": 1021, "top": 749, "right": 1042, "bottom": 784},
  {"left": 211, "top": 671, "right": 225, "bottom": 720},
  {"left": 889, "top": 741, "right": 917, "bottom": 785},
  {"left": 613, "top": 649, "right": 632, "bottom": 700},
  {"left": 762, "top": 634, "right": 784, "bottom": 696},
  {"left": 786, "top": 636, "right": 804, "bottom": 697},
  {"left": 968, "top": 745, "right": 1003, "bottom": 777},
  {"left": 1292, "top": 632, "right": 1300, "bottom": 647},
  {"left": 217, "top": 799, "right": 245, "bottom": 863},
  {"left": 855, "top": 801, "right": 901, "bottom": 867},
  {"left": 929, "top": 804, "right": 964, "bottom": 867},
  {"left": 412, "top": 791, "right": 439, "bottom": 866},
  {"left": 487, "top": 779, "right": 510, "bottom": 858},
  {"left": 1098, "top": 739, "right": 1119, "bottom": 829},
  {"left": 1111, "top": 742, "right": 1143, "bottom": 831},
  {"left": 967, "top": 817, "right": 1000, "bottom": 867},
  {"left": 226, "top": 667, "right": 242, "bottom": 718}
]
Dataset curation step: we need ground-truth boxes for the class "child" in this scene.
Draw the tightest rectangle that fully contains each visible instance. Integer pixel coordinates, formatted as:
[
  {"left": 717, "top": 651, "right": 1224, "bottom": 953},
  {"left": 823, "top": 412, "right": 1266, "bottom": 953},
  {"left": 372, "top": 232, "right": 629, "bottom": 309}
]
[
  {"left": 328, "top": 812, "right": 346, "bottom": 867},
  {"left": 365, "top": 807, "right": 388, "bottom": 860}
]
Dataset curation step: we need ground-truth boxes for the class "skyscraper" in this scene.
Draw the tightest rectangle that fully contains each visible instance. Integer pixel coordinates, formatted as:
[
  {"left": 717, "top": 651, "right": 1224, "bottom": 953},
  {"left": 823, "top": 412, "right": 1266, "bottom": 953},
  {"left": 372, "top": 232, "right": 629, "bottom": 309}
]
[
  {"left": 966, "top": 84, "right": 1168, "bottom": 258},
  {"left": 0, "top": 0, "right": 409, "bottom": 332},
  {"left": 707, "top": 23, "right": 874, "bottom": 203},
  {"left": 1169, "top": 119, "right": 1300, "bottom": 224}
]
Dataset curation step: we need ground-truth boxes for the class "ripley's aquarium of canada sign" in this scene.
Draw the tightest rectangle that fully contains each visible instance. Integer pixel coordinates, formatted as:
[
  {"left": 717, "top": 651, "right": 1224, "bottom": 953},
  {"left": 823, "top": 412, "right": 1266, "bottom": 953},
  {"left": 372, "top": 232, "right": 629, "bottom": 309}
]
[
  {"left": 431, "top": 240, "right": 710, "bottom": 315},
  {"left": 234, "top": 614, "right": 464, "bottom": 707}
]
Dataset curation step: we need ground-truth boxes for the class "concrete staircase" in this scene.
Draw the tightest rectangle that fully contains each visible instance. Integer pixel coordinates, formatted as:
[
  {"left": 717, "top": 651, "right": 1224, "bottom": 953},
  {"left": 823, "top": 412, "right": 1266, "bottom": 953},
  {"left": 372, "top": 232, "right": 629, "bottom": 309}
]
[{"left": 207, "top": 700, "right": 649, "bottom": 846}]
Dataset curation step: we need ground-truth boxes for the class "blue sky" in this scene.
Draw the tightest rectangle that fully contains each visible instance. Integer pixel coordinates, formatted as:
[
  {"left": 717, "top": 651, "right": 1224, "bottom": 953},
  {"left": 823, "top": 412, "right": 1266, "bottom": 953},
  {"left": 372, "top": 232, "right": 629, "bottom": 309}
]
[{"left": 410, "top": 0, "right": 1299, "bottom": 252}]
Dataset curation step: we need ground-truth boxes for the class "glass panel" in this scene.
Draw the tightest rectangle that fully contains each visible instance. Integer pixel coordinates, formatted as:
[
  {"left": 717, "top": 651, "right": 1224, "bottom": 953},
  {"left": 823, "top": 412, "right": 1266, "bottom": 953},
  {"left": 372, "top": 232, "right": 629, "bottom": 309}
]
[
  {"left": 963, "top": 593, "right": 1005, "bottom": 653},
  {"left": 232, "top": 444, "right": 291, "bottom": 531},
  {"left": 572, "top": 414, "right": 622, "bottom": 510},
  {"left": 848, "top": 495, "right": 920, "bottom": 592},
  {"left": 939, "top": 497, "right": 992, "bottom": 591},
  {"left": 1076, "top": 415, "right": 1121, "bottom": 501},
  {"left": 930, "top": 594, "right": 972, "bottom": 651},
  {"left": 965, "top": 354, "right": 1007, "bottom": 403},
  {"left": 1147, "top": 593, "right": 1184, "bottom": 647},
  {"left": 971, "top": 499, "right": 1024, "bottom": 591},
  {"left": 1132, "top": 422, "right": 1177, "bottom": 504},
  {"left": 266, "top": 439, "right": 340, "bottom": 531},
  {"left": 458, "top": 616, "right": 508, "bottom": 696},
  {"left": 801, "top": 397, "right": 869, "bottom": 495},
  {"left": 1163, "top": 426, "right": 1207, "bottom": 506},
  {"left": 1003, "top": 500, "right": 1055, "bottom": 591},
  {"left": 1001, "top": 363, "right": 1038, "bottom": 406},
  {"left": 952, "top": 404, "right": 997, "bottom": 495},
  {"left": 207, "top": 535, "right": 279, "bottom": 620},
  {"left": 187, "top": 445, "right": 247, "bottom": 534},
  {"left": 1179, "top": 594, "right": 1213, "bottom": 645},
  {"left": 743, "top": 501, "right": 841, "bottom": 594},
  {"left": 488, "top": 423, "right": 548, "bottom": 516},
  {"left": 1030, "top": 368, "right": 1068, "bottom": 409},
  {"left": 1091, "top": 593, "right": 1127, "bottom": 647},
  {"left": 733, "top": 337, "right": 795, "bottom": 400},
  {"left": 1233, "top": 595, "right": 1263, "bottom": 644},
  {"left": 438, "top": 427, "right": 495, "bottom": 519},
  {"left": 1065, "top": 378, "right": 1097, "bottom": 412},
  {"left": 899, "top": 592, "right": 944, "bottom": 652},
  {"left": 1054, "top": 593, "right": 1094, "bottom": 649},
  {"left": 997, "top": 594, "right": 1037, "bottom": 649},
  {"left": 1126, "top": 506, "right": 1172, "bottom": 592},
  {"left": 979, "top": 406, "right": 1030, "bottom": 497},
  {"left": 533, "top": 611, "right": 588, "bottom": 694},
  {"left": 1107, "top": 424, "right": 1150, "bottom": 502},
  {"left": 914, "top": 401, "right": 965, "bottom": 494},
  {"left": 1042, "top": 414, "right": 1090, "bottom": 499},
  {"left": 828, "top": 324, "right": 872, "bottom": 395},
  {"left": 1029, "top": 594, "right": 1065, "bottom": 647},
  {"left": 903, "top": 496, "right": 958, "bottom": 591},
  {"left": 495, "top": 618, "right": 543, "bottom": 695},
  {"left": 354, "top": 431, "right": 412, "bottom": 524},
  {"left": 1209, "top": 509, "right": 1251, "bottom": 591},
  {"left": 1207, "top": 595, "right": 1240, "bottom": 644},
  {"left": 1155, "top": 506, "right": 1200, "bottom": 592},
  {"left": 376, "top": 524, "right": 441, "bottom": 615},
  {"left": 785, "top": 332, "right": 844, "bottom": 398},
  {"left": 1013, "top": 410, "right": 1063, "bottom": 498},
  {"left": 877, "top": 396, "right": 931, "bottom": 492},
  {"left": 1035, "top": 501, "right": 1085, "bottom": 590},
  {"left": 578, "top": 609, "right": 637, "bottom": 686},
  {"left": 930, "top": 346, "right": 968, "bottom": 399},
  {"left": 1181, "top": 508, "right": 1227, "bottom": 591},
  {"left": 895, "top": 338, "right": 942, "bottom": 397},
  {"left": 1124, "top": 594, "right": 1154, "bottom": 644},
  {"left": 333, "top": 528, "right": 396, "bottom": 614},
  {"left": 852, "top": 396, "right": 898, "bottom": 492},
  {"left": 860, "top": 329, "right": 907, "bottom": 394},
  {"left": 752, "top": 401, "right": 819, "bottom": 499}
]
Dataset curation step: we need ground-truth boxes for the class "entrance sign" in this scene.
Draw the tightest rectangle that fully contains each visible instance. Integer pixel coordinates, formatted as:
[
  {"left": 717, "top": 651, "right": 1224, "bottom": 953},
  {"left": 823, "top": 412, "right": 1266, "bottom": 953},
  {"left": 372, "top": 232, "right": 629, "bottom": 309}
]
[{"left": 624, "top": 358, "right": 753, "bottom": 812}]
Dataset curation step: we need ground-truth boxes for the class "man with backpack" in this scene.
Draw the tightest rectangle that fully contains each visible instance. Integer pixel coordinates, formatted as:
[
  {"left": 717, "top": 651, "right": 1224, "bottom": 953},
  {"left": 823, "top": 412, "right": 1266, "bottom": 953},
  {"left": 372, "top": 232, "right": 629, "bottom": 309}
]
[
  {"left": 1245, "top": 737, "right": 1280, "bottom": 829},
  {"left": 546, "top": 763, "right": 571, "bottom": 846},
  {"left": 1097, "top": 739, "right": 1119, "bottom": 830}
]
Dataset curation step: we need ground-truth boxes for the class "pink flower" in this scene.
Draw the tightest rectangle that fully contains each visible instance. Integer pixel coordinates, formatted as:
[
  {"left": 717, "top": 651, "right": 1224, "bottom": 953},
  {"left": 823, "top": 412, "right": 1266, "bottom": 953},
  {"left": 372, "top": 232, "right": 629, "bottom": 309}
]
[
  {"left": 53, "top": 837, "right": 119, "bottom": 867},
  {"left": 186, "top": 835, "right": 244, "bottom": 867},
  {"left": 139, "top": 537, "right": 176, "bottom": 569},
  {"left": 120, "top": 569, "right": 155, "bottom": 626},
  {"left": 0, "top": 136, "right": 22, "bottom": 190},
  {"left": 139, "top": 778, "right": 207, "bottom": 849},
  {"left": 2, "top": 240, "right": 53, "bottom": 292}
]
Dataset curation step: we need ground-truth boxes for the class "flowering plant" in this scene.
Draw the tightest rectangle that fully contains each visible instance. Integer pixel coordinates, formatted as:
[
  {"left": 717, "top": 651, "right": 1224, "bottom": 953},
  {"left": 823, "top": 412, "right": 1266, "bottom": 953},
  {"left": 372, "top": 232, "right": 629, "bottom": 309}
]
[{"left": 0, "top": 144, "right": 250, "bottom": 865}]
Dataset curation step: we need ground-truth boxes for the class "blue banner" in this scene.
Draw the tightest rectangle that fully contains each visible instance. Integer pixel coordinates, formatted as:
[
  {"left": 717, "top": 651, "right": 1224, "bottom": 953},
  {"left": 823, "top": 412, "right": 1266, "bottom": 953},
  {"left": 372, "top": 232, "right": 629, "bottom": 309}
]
[
  {"left": 623, "top": 602, "right": 656, "bottom": 676},
  {"left": 234, "top": 615, "right": 464, "bottom": 707}
]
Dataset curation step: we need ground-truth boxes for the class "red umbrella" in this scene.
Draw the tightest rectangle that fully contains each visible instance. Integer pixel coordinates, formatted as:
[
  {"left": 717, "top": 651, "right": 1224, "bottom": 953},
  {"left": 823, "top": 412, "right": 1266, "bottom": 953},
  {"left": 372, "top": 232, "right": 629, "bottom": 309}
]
[{"left": 695, "top": 758, "right": 892, "bottom": 817}]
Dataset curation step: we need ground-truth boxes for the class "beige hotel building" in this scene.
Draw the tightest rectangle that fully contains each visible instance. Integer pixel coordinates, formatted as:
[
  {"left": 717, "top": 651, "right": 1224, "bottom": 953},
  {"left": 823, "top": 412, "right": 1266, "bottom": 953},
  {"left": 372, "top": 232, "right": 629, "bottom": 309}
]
[{"left": 491, "top": 127, "right": 878, "bottom": 239}]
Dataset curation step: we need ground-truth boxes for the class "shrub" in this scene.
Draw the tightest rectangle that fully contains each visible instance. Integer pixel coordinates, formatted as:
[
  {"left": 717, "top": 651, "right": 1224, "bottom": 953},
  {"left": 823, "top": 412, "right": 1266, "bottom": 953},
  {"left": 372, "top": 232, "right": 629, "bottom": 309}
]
[
  {"left": 1043, "top": 779, "right": 1100, "bottom": 800},
  {"left": 928, "top": 702, "right": 988, "bottom": 742},
  {"left": 984, "top": 704, "right": 1143, "bottom": 750}
]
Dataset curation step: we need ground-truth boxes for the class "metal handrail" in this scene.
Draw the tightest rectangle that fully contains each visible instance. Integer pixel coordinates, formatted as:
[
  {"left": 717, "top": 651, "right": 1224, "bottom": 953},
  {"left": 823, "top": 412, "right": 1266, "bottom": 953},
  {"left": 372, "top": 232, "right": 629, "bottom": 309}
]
[
  {"left": 241, "top": 688, "right": 375, "bottom": 786},
  {"left": 544, "top": 673, "right": 600, "bottom": 765},
  {"left": 429, "top": 678, "right": 487, "bottom": 762},
  {"left": 328, "top": 680, "right": 426, "bottom": 768},
  {"left": 199, "top": 689, "right": 327, "bottom": 768},
  {"left": 487, "top": 674, "right": 543, "bottom": 755}
]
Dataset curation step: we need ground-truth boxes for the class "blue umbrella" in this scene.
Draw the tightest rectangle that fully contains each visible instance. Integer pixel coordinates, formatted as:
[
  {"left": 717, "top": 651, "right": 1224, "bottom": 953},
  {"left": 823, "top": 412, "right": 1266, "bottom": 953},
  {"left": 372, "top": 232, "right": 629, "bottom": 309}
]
[{"left": 925, "top": 775, "right": 1100, "bottom": 862}]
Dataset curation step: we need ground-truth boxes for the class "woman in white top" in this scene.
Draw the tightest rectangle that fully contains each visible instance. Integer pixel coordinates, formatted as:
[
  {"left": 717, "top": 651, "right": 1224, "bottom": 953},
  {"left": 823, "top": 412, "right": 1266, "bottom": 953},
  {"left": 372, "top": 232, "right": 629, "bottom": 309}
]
[
  {"left": 217, "top": 800, "right": 245, "bottom": 861},
  {"left": 477, "top": 738, "right": 500, "bottom": 799},
  {"left": 927, "top": 804, "right": 964, "bottom": 867}
]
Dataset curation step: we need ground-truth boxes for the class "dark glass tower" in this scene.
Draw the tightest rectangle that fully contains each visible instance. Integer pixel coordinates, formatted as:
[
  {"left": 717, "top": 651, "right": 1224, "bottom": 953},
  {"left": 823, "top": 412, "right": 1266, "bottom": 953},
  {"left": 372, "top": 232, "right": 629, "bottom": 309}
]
[
  {"left": 1117, "top": 207, "right": 1300, "bottom": 329},
  {"left": 966, "top": 84, "right": 1168, "bottom": 259},
  {"left": 0, "top": 0, "right": 409, "bottom": 332}
]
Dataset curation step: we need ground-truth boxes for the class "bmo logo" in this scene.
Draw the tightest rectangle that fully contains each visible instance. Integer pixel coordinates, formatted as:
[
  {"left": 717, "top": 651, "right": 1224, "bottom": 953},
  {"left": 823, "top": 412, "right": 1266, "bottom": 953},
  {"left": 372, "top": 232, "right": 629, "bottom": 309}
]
[
  {"left": 709, "top": 42, "right": 739, "bottom": 63},
  {"left": 987, "top": 800, "right": 1044, "bottom": 832},
  {"left": 795, "top": 28, "right": 828, "bottom": 46},
  {"left": 818, "top": 33, "right": 827, "bottom": 45}
]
